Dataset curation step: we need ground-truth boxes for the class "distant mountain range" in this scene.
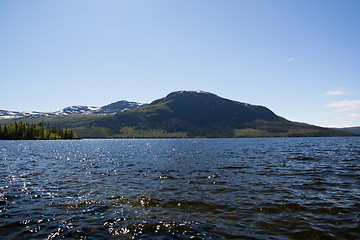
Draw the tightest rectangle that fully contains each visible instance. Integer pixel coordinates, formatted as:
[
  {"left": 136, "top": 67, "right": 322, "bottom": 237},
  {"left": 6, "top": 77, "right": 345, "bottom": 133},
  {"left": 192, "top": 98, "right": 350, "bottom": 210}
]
[
  {"left": 0, "top": 91, "right": 357, "bottom": 138},
  {"left": 0, "top": 101, "right": 146, "bottom": 119},
  {"left": 334, "top": 127, "right": 360, "bottom": 135}
]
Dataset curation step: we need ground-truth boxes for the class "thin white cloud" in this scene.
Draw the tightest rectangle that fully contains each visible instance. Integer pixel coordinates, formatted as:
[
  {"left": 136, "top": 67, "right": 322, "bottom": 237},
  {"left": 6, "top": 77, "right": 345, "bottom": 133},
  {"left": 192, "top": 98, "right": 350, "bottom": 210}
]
[
  {"left": 327, "top": 100, "right": 360, "bottom": 111},
  {"left": 324, "top": 90, "right": 346, "bottom": 96},
  {"left": 287, "top": 57, "right": 295, "bottom": 62},
  {"left": 345, "top": 113, "right": 360, "bottom": 120}
]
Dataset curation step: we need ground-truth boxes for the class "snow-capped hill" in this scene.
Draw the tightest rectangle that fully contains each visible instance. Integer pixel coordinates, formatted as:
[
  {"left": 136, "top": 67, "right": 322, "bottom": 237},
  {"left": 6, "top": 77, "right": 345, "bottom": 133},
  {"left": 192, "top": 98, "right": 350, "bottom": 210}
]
[
  {"left": 99, "top": 100, "right": 146, "bottom": 114},
  {"left": 0, "top": 110, "right": 57, "bottom": 119},
  {"left": 0, "top": 110, "right": 19, "bottom": 119},
  {"left": 57, "top": 106, "right": 101, "bottom": 115},
  {"left": 0, "top": 100, "right": 146, "bottom": 119}
]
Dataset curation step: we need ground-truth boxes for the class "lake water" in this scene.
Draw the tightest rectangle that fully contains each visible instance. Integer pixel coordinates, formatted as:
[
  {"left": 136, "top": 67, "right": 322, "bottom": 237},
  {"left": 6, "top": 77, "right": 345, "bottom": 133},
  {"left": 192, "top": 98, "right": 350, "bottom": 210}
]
[{"left": 0, "top": 137, "right": 359, "bottom": 239}]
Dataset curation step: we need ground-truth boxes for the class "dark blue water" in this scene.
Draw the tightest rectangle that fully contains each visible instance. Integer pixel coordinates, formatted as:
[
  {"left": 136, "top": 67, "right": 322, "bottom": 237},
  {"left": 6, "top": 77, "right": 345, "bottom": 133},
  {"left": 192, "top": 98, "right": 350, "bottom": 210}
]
[{"left": 0, "top": 137, "right": 359, "bottom": 239}]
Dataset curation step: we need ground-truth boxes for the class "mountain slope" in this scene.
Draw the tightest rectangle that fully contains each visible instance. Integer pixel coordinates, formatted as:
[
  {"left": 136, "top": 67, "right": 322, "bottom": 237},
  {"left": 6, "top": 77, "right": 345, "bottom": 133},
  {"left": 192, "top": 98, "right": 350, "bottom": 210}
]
[
  {"left": 0, "top": 91, "right": 352, "bottom": 138},
  {"left": 335, "top": 127, "right": 360, "bottom": 135},
  {"left": 149, "top": 91, "right": 282, "bottom": 125},
  {"left": 91, "top": 91, "right": 349, "bottom": 138}
]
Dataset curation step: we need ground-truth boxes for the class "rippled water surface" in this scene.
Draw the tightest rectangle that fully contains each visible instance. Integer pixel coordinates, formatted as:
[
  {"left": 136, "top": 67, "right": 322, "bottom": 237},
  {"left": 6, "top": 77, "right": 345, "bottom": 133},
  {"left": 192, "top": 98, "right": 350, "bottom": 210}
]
[{"left": 1, "top": 137, "right": 360, "bottom": 239}]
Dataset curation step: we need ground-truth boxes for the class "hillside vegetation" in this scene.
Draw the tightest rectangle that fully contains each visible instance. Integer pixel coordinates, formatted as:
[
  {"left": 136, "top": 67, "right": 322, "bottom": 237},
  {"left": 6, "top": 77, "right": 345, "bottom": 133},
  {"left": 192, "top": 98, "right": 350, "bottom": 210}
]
[{"left": 0, "top": 91, "right": 353, "bottom": 138}]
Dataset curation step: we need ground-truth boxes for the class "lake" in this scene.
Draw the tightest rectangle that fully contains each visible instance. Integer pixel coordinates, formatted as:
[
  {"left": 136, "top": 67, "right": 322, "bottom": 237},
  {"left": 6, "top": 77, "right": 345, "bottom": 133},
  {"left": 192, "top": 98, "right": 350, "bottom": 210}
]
[{"left": 0, "top": 137, "right": 359, "bottom": 239}]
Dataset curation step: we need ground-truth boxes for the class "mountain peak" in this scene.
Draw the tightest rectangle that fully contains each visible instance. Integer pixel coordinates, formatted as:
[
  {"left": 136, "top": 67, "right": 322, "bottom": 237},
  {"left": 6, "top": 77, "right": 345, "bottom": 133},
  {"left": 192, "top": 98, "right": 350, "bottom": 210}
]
[
  {"left": 148, "top": 90, "right": 281, "bottom": 125},
  {"left": 100, "top": 100, "right": 146, "bottom": 114},
  {"left": 152, "top": 90, "right": 220, "bottom": 105},
  {"left": 166, "top": 90, "right": 216, "bottom": 97}
]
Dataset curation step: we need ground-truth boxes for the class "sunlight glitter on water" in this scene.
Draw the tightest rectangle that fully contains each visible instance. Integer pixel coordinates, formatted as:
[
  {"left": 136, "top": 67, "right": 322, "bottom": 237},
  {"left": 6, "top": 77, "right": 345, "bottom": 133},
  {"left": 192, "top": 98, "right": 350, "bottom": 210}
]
[{"left": 0, "top": 138, "right": 359, "bottom": 239}]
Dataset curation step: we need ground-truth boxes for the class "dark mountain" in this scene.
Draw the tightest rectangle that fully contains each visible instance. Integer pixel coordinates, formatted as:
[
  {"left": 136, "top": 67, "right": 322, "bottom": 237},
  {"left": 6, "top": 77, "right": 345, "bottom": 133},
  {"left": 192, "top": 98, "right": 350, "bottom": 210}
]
[
  {"left": 0, "top": 90, "right": 352, "bottom": 138},
  {"left": 150, "top": 91, "right": 282, "bottom": 125},
  {"left": 89, "top": 91, "right": 349, "bottom": 138}
]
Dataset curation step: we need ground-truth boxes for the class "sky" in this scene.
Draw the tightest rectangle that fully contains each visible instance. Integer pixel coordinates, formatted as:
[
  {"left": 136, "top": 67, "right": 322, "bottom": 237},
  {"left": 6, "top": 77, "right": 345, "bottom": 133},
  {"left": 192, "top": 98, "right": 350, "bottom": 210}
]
[{"left": 1, "top": 0, "right": 360, "bottom": 128}]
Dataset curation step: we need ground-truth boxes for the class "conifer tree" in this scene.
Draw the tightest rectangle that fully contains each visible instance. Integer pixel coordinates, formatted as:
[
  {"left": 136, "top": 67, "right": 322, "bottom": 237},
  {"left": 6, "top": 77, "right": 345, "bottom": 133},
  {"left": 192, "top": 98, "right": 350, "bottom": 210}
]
[{"left": 3, "top": 125, "right": 7, "bottom": 139}]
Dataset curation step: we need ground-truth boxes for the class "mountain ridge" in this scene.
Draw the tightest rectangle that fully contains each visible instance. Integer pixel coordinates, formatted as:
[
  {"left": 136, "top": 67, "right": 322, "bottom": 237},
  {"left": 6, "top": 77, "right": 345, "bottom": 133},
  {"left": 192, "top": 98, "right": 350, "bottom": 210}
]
[
  {"left": 147, "top": 90, "right": 282, "bottom": 125},
  {"left": 0, "top": 90, "right": 355, "bottom": 138},
  {"left": 90, "top": 90, "right": 351, "bottom": 138},
  {"left": 334, "top": 127, "right": 360, "bottom": 135},
  {"left": 0, "top": 100, "right": 146, "bottom": 119}
]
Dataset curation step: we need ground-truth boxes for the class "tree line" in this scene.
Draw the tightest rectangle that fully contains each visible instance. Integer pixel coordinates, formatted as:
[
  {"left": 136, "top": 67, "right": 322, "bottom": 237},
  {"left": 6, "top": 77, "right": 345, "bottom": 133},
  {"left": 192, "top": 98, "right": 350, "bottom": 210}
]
[{"left": 0, "top": 121, "right": 77, "bottom": 140}]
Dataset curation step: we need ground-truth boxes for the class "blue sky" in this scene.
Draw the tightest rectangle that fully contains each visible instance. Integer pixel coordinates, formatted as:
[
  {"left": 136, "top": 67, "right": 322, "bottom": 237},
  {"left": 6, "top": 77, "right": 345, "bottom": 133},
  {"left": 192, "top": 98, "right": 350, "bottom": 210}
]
[{"left": 1, "top": 0, "right": 359, "bottom": 127}]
